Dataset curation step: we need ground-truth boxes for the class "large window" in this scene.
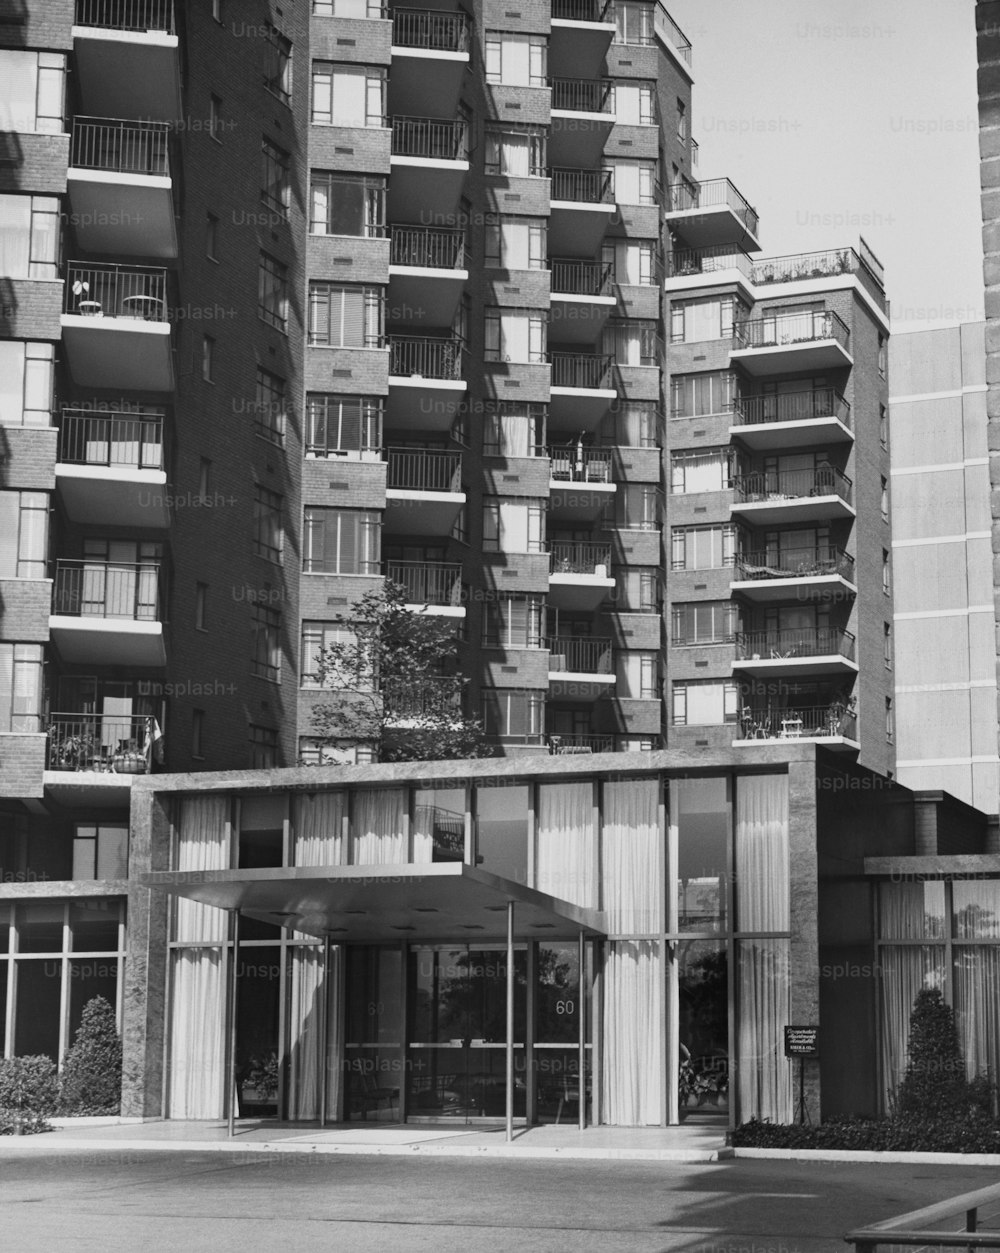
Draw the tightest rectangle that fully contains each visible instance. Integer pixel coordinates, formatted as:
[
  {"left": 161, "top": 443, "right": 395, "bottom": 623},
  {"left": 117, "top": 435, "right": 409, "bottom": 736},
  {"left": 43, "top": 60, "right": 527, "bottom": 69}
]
[
  {"left": 310, "top": 172, "right": 385, "bottom": 236},
  {"left": 0, "top": 194, "right": 59, "bottom": 279},
  {"left": 306, "top": 394, "right": 382, "bottom": 456},
  {"left": 482, "top": 498, "right": 546, "bottom": 553},
  {"left": 484, "top": 126, "right": 546, "bottom": 177},
  {"left": 484, "top": 216, "right": 547, "bottom": 270},
  {"left": 670, "top": 371, "right": 737, "bottom": 418},
  {"left": 249, "top": 725, "right": 279, "bottom": 768},
  {"left": 670, "top": 296, "right": 747, "bottom": 344},
  {"left": 613, "top": 567, "right": 660, "bottom": 614},
  {"left": 485, "top": 32, "right": 547, "bottom": 85},
  {"left": 300, "top": 621, "right": 372, "bottom": 689},
  {"left": 481, "top": 690, "right": 544, "bottom": 743},
  {"left": 613, "top": 1, "right": 654, "bottom": 44},
  {"left": 604, "top": 239, "right": 658, "bottom": 287},
  {"left": 482, "top": 595, "right": 544, "bottom": 648},
  {"left": 484, "top": 308, "right": 547, "bottom": 364},
  {"left": 0, "top": 491, "right": 48, "bottom": 578},
  {"left": 313, "top": 0, "right": 384, "bottom": 13},
  {"left": 615, "top": 82, "right": 655, "bottom": 126},
  {"left": 483, "top": 403, "right": 546, "bottom": 457},
  {"left": 254, "top": 368, "right": 286, "bottom": 445},
  {"left": 0, "top": 341, "right": 54, "bottom": 427},
  {"left": 671, "top": 448, "right": 734, "bottom": 494},
  {"left": 253, "top": 486, "right": 284, "bottom": 563},
  {"left": 617, "top": 651, "right": 657, "bottom": 699},
  {"left": 672, "top": 601, "right": 738, "bottom": 646},
  {"left": 672, "top": 679, "right": 739, "bottom": 726},
  {"left": 603, "top": 320, "right": 659, "bottom": 367},
  {"left": 303, "top": 508, "right": 380, "bottom": 574},
  {"left": 311, "top": 62, "right": 386, "bottom": 126},
  {"left": 308, "top": 283, "right": 384, "bottom": 347},
  {"left": 0, "top": 643, "right": 43, "bottom": 732},
  {"left": 251, "top": 604, "right": 281, "bottom": 682},
  {"left": 671, "top": 524, "right": 736, "bottom": 571},
  {"left": 606, "top": 159, "right": 658, "bottom": 206},
  {"left": 259, "top": 252, "right": 289, "bottom": 331},
  {"left": 603, "top": 402, "right": 660, "bottom": 449},
  {"left": 261, "top": 139, "right": 291, "bottom": 216},
  {"left": 0, "top": 51, "right": 65, "bottom": 133},
  {"left": 614, "top": 484, "right": 661, "bottom": 530},
  {"left": 264, "top": 27, "right": 292, "bottom": 103}
]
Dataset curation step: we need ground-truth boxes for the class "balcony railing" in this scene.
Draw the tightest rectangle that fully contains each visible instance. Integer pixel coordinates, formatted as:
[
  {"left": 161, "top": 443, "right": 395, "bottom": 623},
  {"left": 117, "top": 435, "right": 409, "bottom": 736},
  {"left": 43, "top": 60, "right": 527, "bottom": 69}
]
[
  {"left": 732, "top": 466, "right": 854, "bottom": 507},
  {"left": 547, "top": 636, "right": 613, "bottom": 673},
  {"left": 689, "top": 136, "right": 699, "bottom": 167},
  {"left": 550, "top": 167, "right": 614, "bottom": 203},
  {"left": 653, "top": 2, "right": 692, "bottom": 62},
  {"left": 384, "top": 678, "right": 463, "bottom": 721},
  {"left": 733, "top": 310, "right": 851, "bottom": 352},
  {"left": 734, "top": 547, "right": 855, "bottom": 583},
  {"left": 735, "top": 627, "right": 856, "bottom": 662},
  {"left": 70, "top": 117, "right": 170, "bottom": 176},
  {"left": 738, "top": 704, "right": 857, "bottom": 742},
  {"left": 385, "top": 560, "right": 462, "bottom": 606},
  {"left": 548, "top": 351, "right": 614, "bottom": 389},
  {"left": 59, "top": 408, "right": 164, "bottom": 469},
  {"left": 549, "top": 541, "right": 612, "bottom": 574},
  {"left": 388, "top": 335, "right": 464, "bottom": 380},
  {"left": 734, "top": 389, "right": 851, "bottom": 430},
  {"left": 390, "top": 224, "right": 466, "bottom": 269},
  {"left": 547, "top": 732, "right": 615, "bottom": 754},
  {"left": 550, "top": 77, "right": 614, "bottom": 113},
  {"left": 64, "top": 262, "right": 169, "bottom": 321},
  {"left": 385, "top": 447, "right": 462, "bottom": 492},
  {"left": 548, "top": 446, "right": 614, "bottom": 482},
  {"left": 391, "top": 115, "right": 469, "bottom": 161},
  {"left": 47, "top": 712, "right": 157, "bottom": 772},
  {"left": 391, "top": 8, "right": 471, "bottom": 51},
  {"left": 666, "top": 177, "right": 759, "bottom": 238},
  {"left": 668, "top": 245, "right": 754, "bottom": 280},
  {"left": 74, "top": 0, "right": 175, "bottom": 32},
  {"left": 52, "top": 559, "right": 162, "bottom": 620},
  {"left": 552, "top": 0, "right": 612, "bottom": 20},
  {"left": 550, "top": 258, "right": 614, "bottom": 296}
]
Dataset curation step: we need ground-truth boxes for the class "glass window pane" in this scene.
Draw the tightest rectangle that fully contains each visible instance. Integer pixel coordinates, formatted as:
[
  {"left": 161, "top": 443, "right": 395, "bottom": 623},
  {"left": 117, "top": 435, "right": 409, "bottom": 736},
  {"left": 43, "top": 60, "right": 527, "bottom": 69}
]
[
  {"left": 15, "top": 958, "right": 61, "bottom": 1059},
  {"left": 953, "top": 881, "right": 1000, "bottom": 939},
  {"left": 476, "top": 784, "right": 528, "bottom": 883},
  {"left": 70, "top": 901, "right": 121, "bottom": 952},
  {"left": 68, "top": 958, "right": 118, "bottom": 1047},
  {"left": 673, "top": 777, "right": 728, "bottom": 932},
  {"left": 18, "top": 900, "right": 64, "bottom": 952}
]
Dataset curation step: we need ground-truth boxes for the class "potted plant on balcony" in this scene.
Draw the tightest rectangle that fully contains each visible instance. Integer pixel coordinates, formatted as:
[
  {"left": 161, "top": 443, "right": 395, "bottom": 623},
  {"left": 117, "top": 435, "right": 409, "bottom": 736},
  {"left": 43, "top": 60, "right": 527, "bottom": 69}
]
[
  {"left": 111, "top": 739, "right": 145, "bottom": 774},
  {"left": 49, "top": 730, "right": 98, "bottom": 771}
]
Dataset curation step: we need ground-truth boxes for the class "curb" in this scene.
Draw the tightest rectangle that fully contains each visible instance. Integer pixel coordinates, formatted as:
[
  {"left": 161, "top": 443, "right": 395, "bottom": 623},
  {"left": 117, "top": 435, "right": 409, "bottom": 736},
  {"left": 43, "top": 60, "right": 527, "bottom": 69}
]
[{"left": 734, "top": 1147, "right": 1000, "bottom": 1166}]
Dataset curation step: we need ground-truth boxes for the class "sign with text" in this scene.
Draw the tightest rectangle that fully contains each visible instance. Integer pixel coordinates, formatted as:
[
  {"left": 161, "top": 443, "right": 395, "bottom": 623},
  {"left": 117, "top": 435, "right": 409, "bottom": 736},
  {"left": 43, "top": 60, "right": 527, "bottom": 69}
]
[{"left": 784, "top": 1026, "right": 820, "bottom": 1058}]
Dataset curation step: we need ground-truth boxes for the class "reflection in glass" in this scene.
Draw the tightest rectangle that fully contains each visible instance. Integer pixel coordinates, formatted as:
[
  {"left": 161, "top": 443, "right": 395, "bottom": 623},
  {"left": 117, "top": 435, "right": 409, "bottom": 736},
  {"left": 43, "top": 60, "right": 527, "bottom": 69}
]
[
  {"left": 413, "top": 786, "right": 466, "bottom": 862},
  {"left": 953, "top": 882, "right": 1000, "bottom": 939},
  {"left": 344, "top": 947, "right": 402, "bottom": 1121},
  {"left": 236, "top": 944, "right": 282, "bottom": 1116},
  {"left": 15, "top": 957, "right": 61, "bottom": 1059},
  {"left": 476, "top": 785, "right": 528, "bottom": 883},
  {"left": 673, "top": 778, "right": 728, "bottom": 932},
  {"left": 879, "top": 881, "right": 946, "bottom": 940},
  {"left": 878, "top": 945, "right": 946, "bottom": 1109},
  {"left": 677, "top": 939, "right": 729, "bottom": 1117}
]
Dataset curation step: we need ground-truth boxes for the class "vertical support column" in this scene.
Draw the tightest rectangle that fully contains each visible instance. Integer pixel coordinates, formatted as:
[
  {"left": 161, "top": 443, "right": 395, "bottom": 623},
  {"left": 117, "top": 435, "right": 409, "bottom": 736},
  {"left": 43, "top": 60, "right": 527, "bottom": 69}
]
[
  {"left": 578, "top": 930, "right": 586, "bottom": 1131},
  {"left": 506, "top": 899, "right": 515, "bottom": 1143},
  {"left": 226, "top": 908, "right": 240, "bottom": 1138},
  {"left": 319, "top": 935, "right": 331, "bottom": 1128}
]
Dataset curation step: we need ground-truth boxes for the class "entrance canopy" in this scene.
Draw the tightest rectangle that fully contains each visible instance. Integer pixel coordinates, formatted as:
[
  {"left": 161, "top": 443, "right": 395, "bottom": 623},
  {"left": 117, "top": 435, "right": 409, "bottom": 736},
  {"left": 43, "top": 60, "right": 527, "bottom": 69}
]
[{"left": 142, "top": 862, "right": 606, "bottom": 943}]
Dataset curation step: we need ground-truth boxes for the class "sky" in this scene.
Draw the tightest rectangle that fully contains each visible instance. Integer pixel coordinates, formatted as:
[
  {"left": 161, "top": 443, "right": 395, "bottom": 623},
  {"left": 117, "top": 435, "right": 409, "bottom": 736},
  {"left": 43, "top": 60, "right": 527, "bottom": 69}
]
[{"left": 666, "top": 0, "right": 984, "bottom": 330}]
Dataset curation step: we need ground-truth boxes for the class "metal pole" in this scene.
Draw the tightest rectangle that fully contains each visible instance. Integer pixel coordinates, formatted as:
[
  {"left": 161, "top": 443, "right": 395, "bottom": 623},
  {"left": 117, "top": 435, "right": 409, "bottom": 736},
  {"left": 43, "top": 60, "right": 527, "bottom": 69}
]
[
  {"left": 318, "top": 935, "right": 331, "bottom": 1128},
  {"left": 226, "top": 909, "right": 240, "bottom": 1138},
  {"left": 506, "top": 899, "right": 514, "bottom": 1143},
  {"left": 578, "top": 931, "right": 586, "bottom": 1131}
]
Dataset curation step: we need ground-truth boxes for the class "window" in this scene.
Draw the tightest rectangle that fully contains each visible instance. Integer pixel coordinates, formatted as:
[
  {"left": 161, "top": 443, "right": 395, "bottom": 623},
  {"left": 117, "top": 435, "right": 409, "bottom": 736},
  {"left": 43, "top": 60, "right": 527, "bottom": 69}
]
[
  {"left": 676, "top": 97, "right": 687, "bottom": 140},
  {"left": 192, "top": 710, "right": 205, "bottom": 759},
  {"left": 484, "top": 308, "right": 547, "bottom": 364},
  {"left": 300, "top": 621, "right": 372, "bottom": 689},
  {"left": 265, "top": 27, "right": 292, "bottom": 103},
  {"left": 603, "top": 319, "right": 660, "bottom": 366},
  {"left": 604, "top": 238, "right": 658, "bottom": 286},
  {"left": 881, "top": 476, "right": 889, "bottom": 523},
  {"left": 0, "top": 341, "right": 54, "bottom": 427},
  {"left": 251, "top": 604, "right": 282, "bottom": 681},
  {"left": 483, "top": 595, "right": 544, "bottom": 648},
  {"left": 878, "top": 334, "right": 887, "bottom": 379},
  {"left": 313, "top": 0, "right": 385, "bottom": 15},
  {"left": 613, "top": 567, "right": 660, "bottom": 613},
  {"left": 670, "top": 296, "right": 747, "bottom": 344},
  {"left": 303, "top": 508, "right": 380, "bottom": 574},
  {"left": 0, "top": 491, "right": 48, "bottom": 578},
  {"left": 482, "top": 403, "right": 546, "bottom": 457},
  {"left": 603, "top": 402, "right": 660, "bottom": 448},
  {"left": 482, "top": 498, "right": 546, "bottom": 553},
  {"left": 882, "top": 548, "right": 891, "bottom": 595},
  {"left": 672, "top": 601, "right": 738, "bottom": 645},
  {"left": 202, "top": 335, "right": 215, "bottom": 381},
  {"left": 606, "top": 159, "right": 658, "bottom": 205},
  {"left": 195, "top": 583, "right": 208, "bottom": 631},
  {"left": 484, "top": 216, "right": 547, "bottom": 270},
  {"left": 671, "top": 448, "right": 733, "bottom": 494},
  {"left": 481, "top": 689, "right": 545, "bottom": 742},
  {"left": 311, "top": 62, "right": 386, "bottom": 127},
  {"left": 614, "top": 82, "right": 655, "bottom": 126},
  {"left": 613, "top": 1, "right": 654, "bottom": 45},
  {"left": 255, "top": 367, "right": 287, "bottom": 445},
  {"left": 485, "top": 32, "right": 547, "bottom": 86},
  {"left": 884, "top": 622, "right": 892, "bottom": 670},
  {"left": 880, "top": 404, "right": 888, "bottom": 449},
  {"left": 306, "top": 394, "right": 382, "bottom": 456},
  {"left": 672, "top": 679, "right": 739, "bottom": 726},
  {"left": 310, "top": 172, "right": 385, "bottom": 236},
  {"left": 209, "top": 95, "right": 222, "bottom": 143},
  {"left": 0, "top": 643, "right": 43, "bottom": 732},
  {"left": 670, "top": 371, "right": 736, "bottom": 418},
  {"left": 885, "top": 696, "right": 894, "bottom": 744},
  {"left": 671, "top": 524, "right": 736, "bottom": 571},
  {"left": 249, "top": 725, "right": 278, "bottom": 768},
  {"left": 484, "top": 126, "right": 546, "bottom": 177},
  {"left": 0, "top": 51, "right": 65, "bottom": 133},
  {"left": 261, "top": 139, "right": 291, "bottom": 216},
  {"left": 72, "top": 824, "right": 128, "bottom": 880},
  {"left": 253, "top": 486, "right": 284, "bottom": 563},
  {"left": 0, "top": 194, "right": 59, "bottom": 279},
  {"left": 308, "top": 282, "right": 384, "bottom": 347},
  {"left": 615, "top": 483, "right": 661, "bottom": 529},
  {"left": 617, "top": 651, "right": 657, "bottom": 699},
  {"left": 206, "top": 212, "right": 218, "bottom": 260},
  {"left": 258, "top": 252, "right": 289, "bottom": 331}
]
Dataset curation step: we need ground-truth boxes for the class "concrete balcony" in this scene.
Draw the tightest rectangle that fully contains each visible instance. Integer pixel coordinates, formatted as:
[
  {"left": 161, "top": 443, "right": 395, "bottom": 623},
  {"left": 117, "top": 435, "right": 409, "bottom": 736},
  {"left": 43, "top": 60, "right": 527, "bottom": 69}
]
[
  {"left": 732, "top": 627, "right": 858, "bottom": 679},
  {"left": 389, "top": 9, "right": 470, "bottom": 117},
  {"left": 734, "top": 703, "right": 858, "bottom": 752},
  {"left": 67, "top": 117, "right": 176, "bottom": 259},
  {"left": 61, "top": 262, "right": 173, "bottom": 392},
  {"left": 384, "top": 559, "right": 464, "bottom": 618},
  {"left": 547, "top": 445, "right": 615, "bottom": 520},
  {"left": 548, "top": 541, "right": 614, "bottom": 610},
  {"left": 384, "top": 448, "right": 465, "bottom": 535},
  {"left": 548, "top": 351, "right": 616, "bottom": 431},
  {"left": 72, "top": 0, "right": 181, "bottom": 122},
  {"left": 547, "top": 635, "right": 615, "bottom": 701},
  {"left": 549, "top": 77, "right": 615, "bottom": 166},
  {"left": 55, "top": 407, "right": 168, "bottom": 528},
  {"left": 664, "top": 177, "right": 761, "bottom": 252},
  {"left": 387, "top": 335, "right": 466, "bottom": 430},
  {"left": 549, "top": 167, "right": 616, "bottom": 254},
  {"left": 731, "top": 547, "right": 856, "bottom": 604},
  {"left": 46, "top": 711, "right": 157, "bottom": 776},
  {"left": 665, "top": 245, "right": 754, "bottom": 298},
  {"left": 388, "top": 225, "right": 467, "bottom": 328},
  {"left": 548, "top": 258, "right": 616, "bottom": 343},
  {"left": 730, "top": 389, "right": 853, "bottom": 453},
  {"left": 389, "top": 116, "right": 469, "bottom": 223},
  {"left": 49, "top": 559, "right": 166, "bottom": 667},
  {"left": 730, "top": 466, "right": 855, "bottom": 526},
  {"left": 550, "top": 0, "right": 615, "bottom": 77},
  {"left": 730, "top": 310, "right": 852, "bottom": 376}
]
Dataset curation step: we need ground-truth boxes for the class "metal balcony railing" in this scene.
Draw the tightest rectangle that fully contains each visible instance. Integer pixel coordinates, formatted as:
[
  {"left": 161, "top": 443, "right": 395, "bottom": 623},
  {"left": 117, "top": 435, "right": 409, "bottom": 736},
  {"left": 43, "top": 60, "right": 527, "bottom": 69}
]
[
  {"left": 548, "top": 351, "right": 614, "bottom": 389},
  {"left": 733, "top": 389, "right": 851, "bottom": 430},
  {"left": 548, "top": 446, "right": 614, "bottom": 482},
  {"left": 547, "top": 636, "right": 613, "bottom": 673},
  {"left": 550, "top": 258, "right": 614, "bottom": 296},
  {"left": 385, "top": 447, "right": 462, "bottom": 492},
  {"left": 47, "top": 712, "right": 157, "bottom": 772},
  {"left": 388, "top": 335, "right": 464, "bottom": 380},
  {"left": 390, "top": 224, "right": 466, "bottom": 269},
  {"left": 734, "top": 547, "right": 855, "bottom": 583},
  {"left": 732, "top": 466, "right": 854, "bottom": 506},
  {"left": 547, "top": 732, "right": 616, "bottom": 754},
  {"left": 391, "top": 8, "right": 471, "bottom": 51},
  {"left": 735, "top": 627, "right": 856, "bottom": 662},
  {"left": 550, "top": 167, "right": 614, "bottom": 203},
  {"left": 733, "top": 309, "right": 851, "bottom": 352},
  {"left": 384, "top": 678, "right": 463, "bottom": 720},
  {"left": 552, "top": 0, "right": 612, "bottom": 19},
  {"left": 549, "top": 541, "right": 612, "bottom": 574},
  {"left": 59, "top": 408, "right": 164, "bottom": 469},
  {"left": 738, "top": 704, "right": 857, "bottom": 742},
  {"left": 70, "top": 117, "right": 170, "bottom": 176},
  {"left": 74, "top": 0, "right": 175, "bottom": 32},
  {"left": 653, "top": 2, "right": 692, "bottom": 61},
  {"left": 385, "top": 560, "right": 462, "bottom": 606},
  {"left": 52, "top": 559, "right": 162, "bottom": 621},
  {"left": 753, "top": 248, "right": 863, "bottom": 286},
  {"left": 391, "top": 115, "right": 469, "bottom": 161},
  {"left": 64, "top": 261, "right": 169, "bottom": 321},
  {"left": 668, "top": 245, "right": 754, "bottom": 280},
  {"left": 666, "top": 177, "right": 759, "bottom": 237},
  {"left": 550, "top": 77, "right": 614, "bottom": 113}
]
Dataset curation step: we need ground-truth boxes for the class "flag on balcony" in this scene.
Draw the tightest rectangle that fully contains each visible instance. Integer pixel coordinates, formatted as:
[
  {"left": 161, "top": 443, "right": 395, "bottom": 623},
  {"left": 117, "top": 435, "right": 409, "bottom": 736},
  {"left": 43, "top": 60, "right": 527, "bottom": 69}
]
[{"left": 144, "top": 717, "right": 165, "bottom": 766}]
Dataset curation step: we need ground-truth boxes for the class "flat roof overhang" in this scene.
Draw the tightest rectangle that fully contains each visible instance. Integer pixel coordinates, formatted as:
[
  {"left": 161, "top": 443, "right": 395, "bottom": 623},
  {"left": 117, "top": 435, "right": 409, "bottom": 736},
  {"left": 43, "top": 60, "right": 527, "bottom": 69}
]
[{"left": 141, "top": 861, "right": 605, "bottom": 943}]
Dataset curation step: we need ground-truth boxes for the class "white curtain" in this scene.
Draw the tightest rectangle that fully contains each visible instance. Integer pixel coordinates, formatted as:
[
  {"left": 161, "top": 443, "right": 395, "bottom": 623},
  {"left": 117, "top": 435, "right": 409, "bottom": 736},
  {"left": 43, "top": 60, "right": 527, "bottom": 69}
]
[
  {"left": 736, "top": 939, "right": 793, "bottom": 1123},
  {"left": 174, "top": 795, "right": 229, "bottom": 942},
  {"left": 536, "top": 782, "right": 596, "bottom": 907},
  {"left": 287, "top": 946, "right": 324, "bottom": 1120},
  {"left": 954, "top": 947, "right": 1000, "bottom": 1089},
  {"left": 601, "top": 778, "right": 661, "bottom": 933},
  {"left": 878, "top": 945, "right": 945, "bottom": 1111},
  {"left": 293, "top": 792, "right": 346, "bottom": 866},
  {"left": 351, "top": 789, "right": 407, "bottom": 864},
  {"left": 602, "top": 940, "right": 662, "bottom": 1124},
  {"left": 735, "top": 775, "right": 789, "bottom": 931},
  {"left": 953, "top": 882, "right": 1000, "bottom": 939}
]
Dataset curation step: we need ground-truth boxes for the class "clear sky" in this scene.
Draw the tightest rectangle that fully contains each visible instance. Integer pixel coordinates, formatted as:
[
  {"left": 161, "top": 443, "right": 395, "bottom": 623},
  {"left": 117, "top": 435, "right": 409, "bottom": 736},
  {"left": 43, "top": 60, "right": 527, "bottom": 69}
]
[{"left": 666, "top": 0, "right": 984, "bottom": 330}]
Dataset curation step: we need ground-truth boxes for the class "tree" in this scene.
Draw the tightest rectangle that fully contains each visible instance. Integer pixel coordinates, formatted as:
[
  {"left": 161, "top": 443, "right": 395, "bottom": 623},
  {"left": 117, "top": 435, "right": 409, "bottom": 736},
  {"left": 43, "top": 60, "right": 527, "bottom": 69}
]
[
  {"left": 894, "top": 988, "right": 991, "bottom": 1119},
  {"left": 58, "top": 996, "right": 123, "bottom": 1116},
  {"left": 307, "top": 580, "right": 493, "bottom": 763}
]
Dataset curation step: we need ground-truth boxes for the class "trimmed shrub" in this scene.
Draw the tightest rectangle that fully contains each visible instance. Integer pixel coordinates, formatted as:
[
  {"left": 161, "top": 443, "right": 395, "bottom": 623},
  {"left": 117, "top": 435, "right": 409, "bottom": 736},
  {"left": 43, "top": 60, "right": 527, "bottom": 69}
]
[
  {"left": 895, "top": 988, "right": 991, "bottom": 1118},
  {"left": 0, "top": 1055, "right": 58, "bottom": 1134},
  {"left": 58, "top": 996, "right": 122, "bottom": 1116}
]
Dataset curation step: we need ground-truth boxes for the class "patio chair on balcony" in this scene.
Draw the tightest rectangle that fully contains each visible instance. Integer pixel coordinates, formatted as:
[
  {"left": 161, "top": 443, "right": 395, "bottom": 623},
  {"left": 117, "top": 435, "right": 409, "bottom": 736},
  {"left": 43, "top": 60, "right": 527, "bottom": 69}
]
[
  {"left": 585, "top": 457, "right": 611, "bottom": 483},
  {"left": 551, "top": 454, "right": 573, "bottom": 480}
]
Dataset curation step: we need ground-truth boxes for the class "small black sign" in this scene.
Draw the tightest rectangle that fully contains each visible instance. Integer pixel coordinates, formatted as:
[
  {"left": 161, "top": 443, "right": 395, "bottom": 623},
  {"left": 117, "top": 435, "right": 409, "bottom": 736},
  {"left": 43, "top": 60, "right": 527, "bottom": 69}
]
[{"left": 784, "top": 1026, "right": 820, "bottom": 1058}]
